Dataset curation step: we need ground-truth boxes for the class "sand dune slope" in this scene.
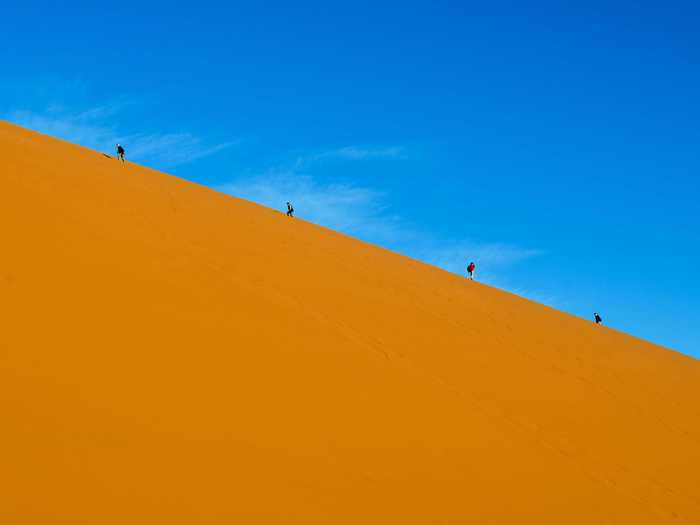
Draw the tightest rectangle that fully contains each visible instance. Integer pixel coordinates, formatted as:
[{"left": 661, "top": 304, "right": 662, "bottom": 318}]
[{"left": 1, "top": 121, "right": 699, "bottom": 524}]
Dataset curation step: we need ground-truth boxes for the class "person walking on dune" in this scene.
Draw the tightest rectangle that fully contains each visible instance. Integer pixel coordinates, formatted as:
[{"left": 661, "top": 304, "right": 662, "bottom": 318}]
[
  {"left": 116, "top": 144, "right": 125, "bottom": 163},
  {"left": 594, "top": 312, "right": 603, "bottom": 325},
  {"left": 467, "top": 261, "right": 476, "bottom": 280},
  {"left": 286, "top": 202, "right": 294, "bottom": 217}
]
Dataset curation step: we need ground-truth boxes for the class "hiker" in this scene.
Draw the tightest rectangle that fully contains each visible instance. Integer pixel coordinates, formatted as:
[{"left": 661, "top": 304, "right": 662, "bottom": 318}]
[
  {"left": 286, "top": 202, "right": 294, "bottom": 217},
  {"left": 594, "top": 312, "right": 603, "bottom": 325},
  {"left": 116, "top": 144, "right": 125, "bottom": 163},
  {"left": 467, "top": 261, "right": 476, "bottom": 280}
]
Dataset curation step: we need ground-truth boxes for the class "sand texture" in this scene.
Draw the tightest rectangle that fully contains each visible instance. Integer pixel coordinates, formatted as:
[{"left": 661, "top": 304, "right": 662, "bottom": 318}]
[{"left": 1, "top": 121, "right": 699, "bottom": 523}]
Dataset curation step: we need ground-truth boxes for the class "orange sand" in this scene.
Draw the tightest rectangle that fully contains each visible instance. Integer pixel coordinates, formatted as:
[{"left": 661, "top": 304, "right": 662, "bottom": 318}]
[{"left": 1, "top": 121, "right": 699, "bottom": 523}]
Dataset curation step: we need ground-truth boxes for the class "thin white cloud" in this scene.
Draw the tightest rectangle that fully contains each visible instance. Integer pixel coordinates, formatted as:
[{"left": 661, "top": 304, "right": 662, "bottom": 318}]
[
  {"left": 421, "top": 243, "right": 541, "bottom": 274},
  {"left": 122, "top": 133, "right": 239, "bottom": 167},
  {"left": 6, "top": 103, "right": 236, "bottom": 168},
  {"left": 316, "top": 146, "right": 405, "bottom": 161},
  {"left": 417, "top": 242, "right": 552, "bottom": 304},
  {"left": 73, "top": 101, "right": 132, "bottom": 121},
  {"left": 293, "top": 145, "right": 406, "bottom": 169},
  {"left": 8, "top": 109, "right": 115, "bottom": 150},
  {"left": 219, "top": 172, "right": 402, "bottom": 242}
]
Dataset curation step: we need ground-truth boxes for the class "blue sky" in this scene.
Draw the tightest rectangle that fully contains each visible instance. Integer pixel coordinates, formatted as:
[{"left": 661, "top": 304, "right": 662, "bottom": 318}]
[{"left": 2, "top": 1, "right": 698, "bottom": 356}]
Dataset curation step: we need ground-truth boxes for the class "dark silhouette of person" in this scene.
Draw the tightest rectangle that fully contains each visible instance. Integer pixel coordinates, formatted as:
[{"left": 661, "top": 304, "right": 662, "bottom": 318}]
[
  {"left": 594, "top": 312, "right": 603, "bottom": 325},
  {"left": 116, "top": 144, "right": 125, "bottom": 163},
  {"left": 467, "top": 261, "right": 476, "bottom": 280},
  {"left": 286, "top": 202, "right": 294, "bottom": 217}
]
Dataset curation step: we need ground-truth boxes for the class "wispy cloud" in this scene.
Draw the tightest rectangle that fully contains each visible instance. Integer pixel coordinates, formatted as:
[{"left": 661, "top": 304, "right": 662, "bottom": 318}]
[
  {"left": 411, "top": 241, "right": 551, "bottom": 303},
  {"left": 292, "top": 145, "right": 406, "bottom": 170},
  {"left": 219, "top": 143, "right": 409, "bottom": 241},
  {"left": 6, "top": 102, "right": 237, "bottom": 168},
  {"left": 219, "top": 172, "right": 403, "bottom": 242},
  {"left": 313, "top": 146, "right": 405, "bottom": 161},
  {"left": 123, "top": 134, "right": 239, "bottom": 167},
  {"left": 420, "top": 243, "right": 541, "bottom": 274},
  {"left": 9, "top": 107, "right": 117, "bottom": 151}
]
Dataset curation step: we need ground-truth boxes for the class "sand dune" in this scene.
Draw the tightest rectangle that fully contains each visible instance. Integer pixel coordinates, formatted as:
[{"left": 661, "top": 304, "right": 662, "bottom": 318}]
[{"left": 1, "top": 120, "right": 699, "bottom": 523}]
